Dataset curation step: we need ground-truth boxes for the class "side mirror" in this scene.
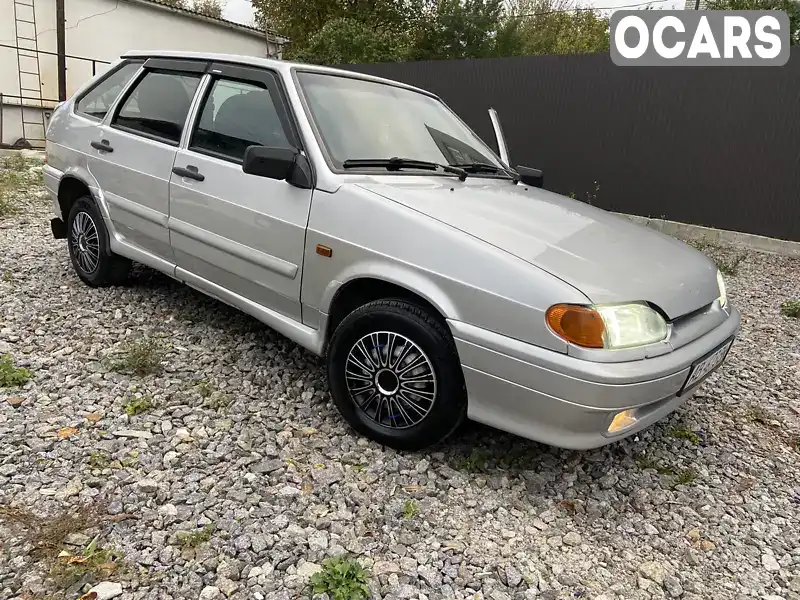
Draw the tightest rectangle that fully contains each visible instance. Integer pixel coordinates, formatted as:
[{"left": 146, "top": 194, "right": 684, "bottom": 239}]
[
  {"left": 242, "top": 145, "right": 312, "bottom": 189},
  {"left": 516, "top": 165, "right": 543, "bottom": 189}
]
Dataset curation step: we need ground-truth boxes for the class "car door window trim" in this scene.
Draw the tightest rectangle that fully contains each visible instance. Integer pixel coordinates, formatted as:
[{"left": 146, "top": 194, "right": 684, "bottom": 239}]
[
  {"left": 109, "top": 67, "right": 203, "bottom": 147},
  {"left": 73, "top": 60, "right": 144, "bottom": 122}
]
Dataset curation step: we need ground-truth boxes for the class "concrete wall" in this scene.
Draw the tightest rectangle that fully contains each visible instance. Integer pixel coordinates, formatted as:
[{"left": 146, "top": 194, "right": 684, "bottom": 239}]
[{"left": 1, "top": 0, "right": 282, "bottom": 146}]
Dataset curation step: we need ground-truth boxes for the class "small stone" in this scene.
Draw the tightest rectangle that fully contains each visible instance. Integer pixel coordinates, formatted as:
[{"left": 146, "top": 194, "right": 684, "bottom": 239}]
[
  {"left": 87, "top": 581, "right": 123, "bottom": 600},
  {"left": 563, "top": 531, "right": 581, "bottom": 546},
  {"left": 762, "top": 554, "right": 781, "bottom": 572},
  {"left": 216, "top": 577, "right": 238, "bottom": 597},
  {"left": 217, "top": 559, "right": 241, "bottom": 580},
  {"left": 664, "top": 575, "right": 683, "bottom": 598},
  {"left": 638, "top": 561, "right": 666, "bottom": 585},
  {"left": 135, "top": 479, "right": 158, "bottom": 494},
  {"left": 175, "top": 428, "right": 193, "bottom": 441},
  {"left": 393, "top": 584, "right": 418, "bottom": 599},
  {"left": 700, "top": 540, "right": 715, "bottom": 552},
  {"left": 644, "top": 523, "right": 659, "bottom": 535},
  {"left": 158, "top": 503, "right": 178, "bottom": 517},
  {"left": 417, "top": 564, "right": 442, "bottom": 587},
  {"left": 6, "top": 397, "right": 24, "bottom": 408},
  {"left": 505, "top": 565, "right": 523, "bottom": 587},
  {"left": 199, "top": 586, "right": 223, "bottom": 600},
  {"left": 373, "top": 560, "right": 401, "bottom": 575},
  {"left": 114, "top": 429, "right": 152, "bottom": 439},
  {"left": 546, "top": 536, "right": 562, "bottom": 547},
  {"left": 490, "top": 591, "right": 512, "bottom": 600},
  {"left": 248, "top": 566, "right": 264, "bottom": 579},
  {"left": 308, "top": 530, "right": 329, "bottom": 552},
  {"left": 415, "top": 458, "right": 430, "bottom": 473},
  {"left": 297, "top": 561, "right": 323, "bottom": 580}
]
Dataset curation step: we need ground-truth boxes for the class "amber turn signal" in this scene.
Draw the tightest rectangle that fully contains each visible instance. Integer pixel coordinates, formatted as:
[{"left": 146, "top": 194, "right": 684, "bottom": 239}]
[{"left": 546, "top": 304, "right": 605, "bottom": 348}]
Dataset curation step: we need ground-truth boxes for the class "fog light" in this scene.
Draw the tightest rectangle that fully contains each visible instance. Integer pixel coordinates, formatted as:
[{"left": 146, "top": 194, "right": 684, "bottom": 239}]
[{"left": 608, "top": 409, "right": 638, "bottom": 434}]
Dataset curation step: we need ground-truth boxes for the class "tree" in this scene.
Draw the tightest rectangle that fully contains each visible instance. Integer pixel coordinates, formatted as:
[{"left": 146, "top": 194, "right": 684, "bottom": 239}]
[
  {"left": 506, "top": 0, "right": 610, "bottom": 56},
  {"left": 193, "top": 0, "right": 224, "bottom": 18},
  {"left": 294, "top": 18, "right": 408, "bottom": 64},
  {"left": 705, "top": 0, "right": 800, "bottom": 45}
]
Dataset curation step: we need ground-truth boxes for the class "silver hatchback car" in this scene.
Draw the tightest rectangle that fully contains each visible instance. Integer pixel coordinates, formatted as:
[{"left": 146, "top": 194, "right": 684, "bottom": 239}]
[{"left": 44, "top": 51, "right": 740, "bottom": 451}]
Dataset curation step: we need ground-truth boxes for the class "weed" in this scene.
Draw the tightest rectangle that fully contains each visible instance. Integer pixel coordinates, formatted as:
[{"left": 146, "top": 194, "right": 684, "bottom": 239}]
[
  {"left": 402, "top": 499, "right": 418, "bottom": 520},
  {"left": 635, "top": 455, "right": 677, "bottom": 476},
  {"left": 2, "top": 153, "right": 31, "bottom": 172},
  {"left": 781, "top": 300, "right": 800, "bottom": 318},
  {"left": 49, "top": 537, "right": 123, "bottom": 588},
  {"left": 668, "top": 427, "right": 702, "bottom": 445},
  {"left": 0, "top": 353, "right": 31, "bottom": 387},
  {"left": 0, "top": 500, "right": 113, "bottom": 558},
  {"left": 455, "top": 447, "right": 490, "bottom": 473},
  {"left": 202, "top": 391, "right": 230, "bottom": 411},
  {"left": 2, "top": 270, "right": 12, "bottom": 282},
  {"left": 0, "top": 154, "right": 43, "bottom": 218},
  {"left": 671, "top": 468, "right": 698, "bottom": 488},
  {"left": 176, "top": 523, "right": 216, "bottom": 548},
  {"left": 88, "top": 452, "right": 111, "bottom": 469},
  {"left": 122, "top": 394, "right": 154, "bottom": 416},
  {"left": 119, "top": 449, "right": 140, "bottom": 469},
  {"left": 309, "top": 555, "right": 370, "bottom": 600},
  {"left": 106, "top": 337, "right": 166, "bottom": 376},
  {"left": 715, "top": 253, "right": 745, "bottom": 276},
  {"left": 196, "top": 380, "right": 214, "bottom": 398}
]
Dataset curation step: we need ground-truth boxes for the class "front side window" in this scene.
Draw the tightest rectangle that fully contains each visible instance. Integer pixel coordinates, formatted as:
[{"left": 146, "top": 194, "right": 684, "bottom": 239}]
[
  {"left": 75, "top": 61, "right": 142, "bottom": 120},
  {"left": 113, "top": 70, "right": 201, "bottom": 144},
  {"left": 296, "top": 72, "right": 501, "bottom": 170},
  {"left": 190, "top": 78, "right": 291, "bottom": 162}
]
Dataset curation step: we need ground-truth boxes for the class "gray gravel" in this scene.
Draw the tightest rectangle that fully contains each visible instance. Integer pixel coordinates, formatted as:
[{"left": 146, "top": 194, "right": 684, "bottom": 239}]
[{"left": 1, "top": 159, "right": 800, "bottom": 600}]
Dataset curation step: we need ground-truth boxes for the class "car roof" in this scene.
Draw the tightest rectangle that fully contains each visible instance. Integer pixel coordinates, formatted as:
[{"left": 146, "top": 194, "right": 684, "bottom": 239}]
[{"left": 120, "top": 50, "right": 436, "bottom": 98}]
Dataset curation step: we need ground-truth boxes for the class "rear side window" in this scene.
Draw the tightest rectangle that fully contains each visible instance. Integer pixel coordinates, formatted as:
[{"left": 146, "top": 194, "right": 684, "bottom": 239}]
[
  {"left": 113, "top": 70, "right": 201, "bottom": 145},
  {"left": 75, "top": 61, "right": 142, "bottom": 120},
  {"left": 190, "top": 78, "right": 292, "bottom": 162}
]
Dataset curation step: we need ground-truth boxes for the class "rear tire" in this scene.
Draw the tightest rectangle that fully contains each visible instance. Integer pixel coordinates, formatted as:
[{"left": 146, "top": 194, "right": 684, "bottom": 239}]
[
  {"left": 327, "top": 299, "right": 467, "bottom": 451},
  {"left": 67, "top": 196, "right": 130, "bottom": 287}
]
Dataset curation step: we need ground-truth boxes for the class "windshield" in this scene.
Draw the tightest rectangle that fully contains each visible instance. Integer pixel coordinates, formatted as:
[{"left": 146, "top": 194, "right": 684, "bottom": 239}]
[{"left": 296, "top": 71, "right": 503, "bottom": 171}]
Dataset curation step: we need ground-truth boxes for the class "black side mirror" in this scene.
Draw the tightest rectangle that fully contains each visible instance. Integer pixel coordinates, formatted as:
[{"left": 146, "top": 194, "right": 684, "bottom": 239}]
[
  {"left": 516, "top": 165, "right": 543, "bottom": 189},
  {"left": 242, "top": 145, "right": 313, "bottom": 189}
]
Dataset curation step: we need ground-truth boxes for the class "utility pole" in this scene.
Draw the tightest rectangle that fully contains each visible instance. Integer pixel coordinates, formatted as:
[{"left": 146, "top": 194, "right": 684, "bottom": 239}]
[
  {"left": 694, "top": 0, "right": 701, "bottom": 9},
  {"left": 56, "top": 0, "right": 66, "bottom": 101}
]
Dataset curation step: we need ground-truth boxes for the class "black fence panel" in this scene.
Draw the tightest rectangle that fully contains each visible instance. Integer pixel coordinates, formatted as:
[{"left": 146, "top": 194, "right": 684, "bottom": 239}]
[{"left": 343, "top": 49, "right": 800, "bottom": 242}]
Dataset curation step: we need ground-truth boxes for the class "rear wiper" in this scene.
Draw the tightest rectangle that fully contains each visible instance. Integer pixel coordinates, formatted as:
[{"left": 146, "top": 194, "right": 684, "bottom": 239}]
[
  {"left": 342, "top": 157, "right": 467, "bottom": 181},
  {"left": 452, "top": 162, "right": 518, "bottom": 180}
]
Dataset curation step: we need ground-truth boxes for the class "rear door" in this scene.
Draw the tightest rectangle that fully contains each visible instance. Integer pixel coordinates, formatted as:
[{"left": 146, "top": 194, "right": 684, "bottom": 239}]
[
  {"left": 88, "top": 58, "right": 206, "bottom": 263},
  {"left": 168, "top": 63, "right": 312, "bottom": 321}
]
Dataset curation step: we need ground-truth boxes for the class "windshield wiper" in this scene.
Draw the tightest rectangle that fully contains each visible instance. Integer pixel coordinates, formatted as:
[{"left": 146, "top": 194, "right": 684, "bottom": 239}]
[
  {"left": 342, "top": 157, "right": 467, "bottom": 181},
  {"left": 452, "top": 162, "right": 518, "bottom": 180}
]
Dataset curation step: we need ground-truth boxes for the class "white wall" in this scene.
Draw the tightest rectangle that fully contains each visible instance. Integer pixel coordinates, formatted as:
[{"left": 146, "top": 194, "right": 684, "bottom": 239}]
[{"left": 0, "top": 0, "right": 280, "bottom": 145}]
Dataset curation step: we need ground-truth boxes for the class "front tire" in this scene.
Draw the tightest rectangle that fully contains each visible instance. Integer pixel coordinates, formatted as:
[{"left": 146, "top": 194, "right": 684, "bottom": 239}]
[
  {"left": 67, "top": 196, "right": 130, "bottom": 287},
  {"left": 327, "top": 299, "right": 467, "bottom": 451}
]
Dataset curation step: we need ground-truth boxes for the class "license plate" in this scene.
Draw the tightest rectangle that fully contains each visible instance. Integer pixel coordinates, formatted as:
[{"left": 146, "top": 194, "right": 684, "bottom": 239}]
[{"left": 679, "top": 338, "right": 733, "bottom": 395}]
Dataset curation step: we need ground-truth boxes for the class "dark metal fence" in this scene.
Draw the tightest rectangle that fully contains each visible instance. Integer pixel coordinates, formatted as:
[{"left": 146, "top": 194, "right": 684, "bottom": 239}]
[{"left": 344, "top": 48, "right": 800, "bottom": 242}]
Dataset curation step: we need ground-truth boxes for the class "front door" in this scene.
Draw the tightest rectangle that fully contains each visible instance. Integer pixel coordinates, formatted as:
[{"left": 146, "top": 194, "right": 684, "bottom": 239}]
[
  {"left": 88, "top": 59, "right": 205, "bottom": 263},
  {"left": 168, "top": 63, "right": 313, "bottom": 322}
]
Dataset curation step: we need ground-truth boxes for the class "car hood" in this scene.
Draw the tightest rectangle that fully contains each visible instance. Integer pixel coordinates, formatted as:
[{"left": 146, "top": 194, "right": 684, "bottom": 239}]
[{"left": 357, "top": 178, "right": 720, "bottom": 320}]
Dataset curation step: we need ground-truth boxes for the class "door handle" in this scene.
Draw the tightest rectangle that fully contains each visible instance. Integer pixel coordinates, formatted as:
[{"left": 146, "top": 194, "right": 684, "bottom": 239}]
[
  {"left": 172, "top": 165, "right": 205, "bottom": 182},
  {"left": 90, "top": 140, "right": 113, "bottom": 152}
]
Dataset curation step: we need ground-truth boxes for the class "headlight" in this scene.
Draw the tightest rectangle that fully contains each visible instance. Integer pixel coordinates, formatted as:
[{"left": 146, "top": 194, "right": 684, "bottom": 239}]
[
  {"left": 546, "top": 302, "right": 668, "bottom": 350},
  {"left": 717, "top": 270, "right": 727, "bottom": 308}
]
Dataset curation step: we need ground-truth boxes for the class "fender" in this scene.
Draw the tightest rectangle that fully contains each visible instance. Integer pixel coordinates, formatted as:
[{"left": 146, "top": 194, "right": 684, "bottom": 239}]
[{"left": 320, "top": 260, "right": 460, "bottom": 322}]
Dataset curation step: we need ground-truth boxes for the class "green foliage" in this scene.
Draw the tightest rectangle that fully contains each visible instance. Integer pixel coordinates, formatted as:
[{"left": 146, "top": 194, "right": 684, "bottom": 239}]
[
  {"left": 106, "top": 337, "right": 166, "bottom": 376},
  {"left": 715, "top": 253, "right": 745, "bottom": 276},
  {"left": 781, "top": 299, "right": 800, "bottom": 318},
  {"left": 295, "top": 18, "right": 407, "bottom": 65},
  {"left": 455, "top": 447, "right": 490, "bottom": 473},
  {"left": 671, "top": 468, "right": 698, "bottom": 488},
  {"left": 0, "top": 354, "right": 31, "bottom": 387},
  {"left": 668, "top": 427, "right": 702, "bottom": 445},
  {"left": 192, "top": 0, "right": 223, "bottom": 18},
  {"left": 705, "top": 0, "right": 800, "bottom": 45},
  {"left": 176, "top": 524, "right": 216, "bottom": 548},
  {"left": 1, "top": 154, "right": 43, "bottom": 218},
  {"left": 88, "top": 451, "right": 111, "bottom": 469},
  {"left": 255, "top": 0, "right": 610, "bottom": 65},
  {"left": 122, "top": 394, "right": 154, "bottom": 416},
  {"left": 402, "top": 499, "right": 419, "bottom": 519},
  {"left": 309, "top": 555, "right": 370, "bottom": 600},
  {"left": 49, "top": 538, "right": 123, "bottom": 588}
]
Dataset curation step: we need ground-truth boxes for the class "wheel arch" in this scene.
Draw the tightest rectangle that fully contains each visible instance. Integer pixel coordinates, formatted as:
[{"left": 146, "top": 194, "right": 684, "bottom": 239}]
[{"left": 322, "top": 274, "right": 456, "bottom": 351}]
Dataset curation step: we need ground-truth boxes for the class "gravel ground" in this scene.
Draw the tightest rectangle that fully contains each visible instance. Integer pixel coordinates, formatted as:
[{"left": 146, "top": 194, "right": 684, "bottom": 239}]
[{"left": 1, "top": 156, "right": 799, "bottom": 600}]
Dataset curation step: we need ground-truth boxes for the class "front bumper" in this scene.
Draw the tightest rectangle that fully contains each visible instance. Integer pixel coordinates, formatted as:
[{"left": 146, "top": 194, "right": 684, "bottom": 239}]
[{"left": 449, "top": 306, "right": 741, "bottom": 450}]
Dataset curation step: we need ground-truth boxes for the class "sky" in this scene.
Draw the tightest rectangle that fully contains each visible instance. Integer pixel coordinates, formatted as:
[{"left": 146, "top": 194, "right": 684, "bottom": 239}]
[{"left": 220, "top": 0, "right": 687, "bottom": 29}]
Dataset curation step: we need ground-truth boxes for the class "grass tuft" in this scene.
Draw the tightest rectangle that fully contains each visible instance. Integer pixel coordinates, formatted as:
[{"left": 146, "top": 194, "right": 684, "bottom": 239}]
[
  {"left": 176, "top": 523, "right": 216, "bottom": 548},
  {"left": 0, "top": 353, "right": 31, "bottom": 387},
  {"left": 670, "top": 468, "right": 698, "bottom": 488},
  {"left": 88, "top": 451, "right": 111, "bottom": 470},
  {"left": 106, "top": 337, "right": 166, "bottom": 376},
  {"left": 122, "top": 393, "right": 154, "bottom": 416},
  {"left": 402, "top": 499, "right": 418, "bottom": 520},
  {"left": 780, "top": 300, "right": 800, "bottom": 318},
  {"left": 455, "top": 447, "right": 490, "bottom": 473},
  {"left": 0, "top": 154, "right": 43, "bottom": 218},
  {"left": 309, "top": 555, "right": 370, "bottom": 600},
  {"left": 715, "top": 253, "right": 745, "bottom": 276},
  {"left": 49, "top": 537, "right": 124, "bottom": 588},
  {"left": 668, "top": 427, "right": 702, "bottom": 445}
]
